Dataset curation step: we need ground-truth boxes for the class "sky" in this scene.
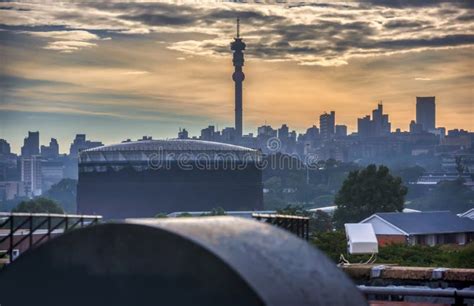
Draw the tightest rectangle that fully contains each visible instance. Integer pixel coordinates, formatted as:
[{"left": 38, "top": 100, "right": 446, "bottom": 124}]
[{"left": 0, "top": 1, "right": 473, "bottom": 154}]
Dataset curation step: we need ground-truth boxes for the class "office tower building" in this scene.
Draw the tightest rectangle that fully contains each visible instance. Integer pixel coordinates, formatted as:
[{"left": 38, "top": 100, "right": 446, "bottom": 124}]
[
  {"left": 21, "top": 131, "right": 40, "bottom": 157},
  {"left": 416, "top": 96, "right": 436, "bottom": 132},
  {"left": 320, "top": 111, "right": 335, "bottom": 140}
]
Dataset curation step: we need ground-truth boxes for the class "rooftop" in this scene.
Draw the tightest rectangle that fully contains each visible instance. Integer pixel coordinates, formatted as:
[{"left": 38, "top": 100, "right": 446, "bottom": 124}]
[
  {"left": 79, "top": 139, "right": 260, "bottom": 164},
  {"left": 371, "top": 211, "right": 474, "bottom": 235},
  {"left": 83, "top": 139, "right": 256, "bottom": 153}
]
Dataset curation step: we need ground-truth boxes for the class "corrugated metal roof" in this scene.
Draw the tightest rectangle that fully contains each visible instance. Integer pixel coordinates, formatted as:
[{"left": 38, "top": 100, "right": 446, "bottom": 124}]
[
  {"left": 83, "top": 139, "right": 256, "bottom": 153},
  {"left": 375, "top": 211, "right": 474, "bottom": 235},
  {"left": 79, "top": 139, "right": 260, "bottom": 164}
]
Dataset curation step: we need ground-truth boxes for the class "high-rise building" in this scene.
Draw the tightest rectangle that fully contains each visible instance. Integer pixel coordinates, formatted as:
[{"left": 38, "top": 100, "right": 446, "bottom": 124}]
[
  {"left": 305, "top": 126, "right": 319, "bottom": 140},
  {"left": 409, "top": 120, "right": 423, "bottom": 134},
  {"left": 320, "top": 111, "right": 335, "bottom": 140},
  {"left": 41, "top": 160, "right": 64, "bottom": 192},
  {"left": 357, "top": 103, "right": 391, "bottom": 137},
  {"left": 416, "top": 96, "right": 436, "bottom": 132},
  {"left": 358, "top": 116, "right": 372, "bottom": 137},
  {"left": 278, "top": 124, "right": 289, "bottom": 139},
  {"left": 69, "top": 134, "right": 103, "bottom": 158},
  {"left": 21, "top": 131, "right": 40, "bottom": 157},
  {"left": 373, "top": 104, "right": 391, "bottom": 136},
  {"left": 221, "top": 127, "right": 236, "bottom": 142},
  {"left": 335, "top": 125, "right": 347, "bottom": 137},
  {"left": 200, "top": 126, "right": 216, "bottom": 141},
  {"left": 178, "top": 128, "right": 189, "bottom": 139},
  {"left": 0, "top": 139, "right": 11, "bottom": 155},
  {"left": 231, "top": 18, "right": 246, "bottom": 138},
  {"left": 21, "top": 155, "right": 42, "bottom": 197},
  {"left": 41, "top": 138, "right": 59, "bottom": 159},
  {"left": 257, "top": 125, "right": 277, "bottom": 138}
]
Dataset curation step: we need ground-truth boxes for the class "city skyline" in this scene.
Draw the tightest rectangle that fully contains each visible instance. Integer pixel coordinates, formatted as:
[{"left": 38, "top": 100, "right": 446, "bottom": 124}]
[{"left": 1, "top": 1, "right": 473, "bottom": 153}]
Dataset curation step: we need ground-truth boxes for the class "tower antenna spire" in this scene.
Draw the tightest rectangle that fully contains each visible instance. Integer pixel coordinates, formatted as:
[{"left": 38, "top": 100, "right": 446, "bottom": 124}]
[{"left": 236, "top": 18, "right": 240, "bottom": 38}]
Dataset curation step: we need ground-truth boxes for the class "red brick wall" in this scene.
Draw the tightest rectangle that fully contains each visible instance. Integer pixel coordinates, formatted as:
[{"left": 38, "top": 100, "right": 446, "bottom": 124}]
[{"left": 376, "top": 235, "right": 406, "bottom": 246}]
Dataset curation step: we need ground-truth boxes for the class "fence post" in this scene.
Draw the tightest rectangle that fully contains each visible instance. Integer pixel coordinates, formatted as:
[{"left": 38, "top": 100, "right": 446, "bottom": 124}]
[
  {"left": 29, "top": 214, "right": 33, "bottom": 247},
  {"left": 47, "top": 215, "right": 51, "bottom": 241},
  {"left": 9, "top": 215, "right": 14, "bottom": 263}
]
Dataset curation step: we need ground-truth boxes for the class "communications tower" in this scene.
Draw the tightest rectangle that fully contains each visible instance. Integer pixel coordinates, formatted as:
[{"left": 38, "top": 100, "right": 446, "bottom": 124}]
[{"left": 231, "top": 18, "right": 246, "bottom": 138}]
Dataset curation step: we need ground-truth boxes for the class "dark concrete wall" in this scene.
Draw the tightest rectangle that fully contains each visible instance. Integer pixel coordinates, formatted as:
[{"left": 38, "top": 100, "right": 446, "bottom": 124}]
[
  {"left": 0, "top": 217, "right": 367, "bottom": 306},
  {"left": 77, "top": 162, "right": 263, "bottom": 219}
]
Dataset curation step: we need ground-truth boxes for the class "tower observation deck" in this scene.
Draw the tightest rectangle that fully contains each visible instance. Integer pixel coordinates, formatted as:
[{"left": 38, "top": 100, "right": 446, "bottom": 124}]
[{"left": 231, "top": 18, "right": 246, "bottom": 138}]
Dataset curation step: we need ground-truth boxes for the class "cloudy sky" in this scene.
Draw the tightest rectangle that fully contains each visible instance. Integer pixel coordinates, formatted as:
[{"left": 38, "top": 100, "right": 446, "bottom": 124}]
[{"left": 0, "top": 1, "right": 473, "bottom": 153}]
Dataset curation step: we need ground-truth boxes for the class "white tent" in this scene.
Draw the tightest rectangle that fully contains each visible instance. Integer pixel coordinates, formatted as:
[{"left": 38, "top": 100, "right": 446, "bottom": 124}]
[{"left": 344, "top": 223, "right": 378, "bottom": 255}]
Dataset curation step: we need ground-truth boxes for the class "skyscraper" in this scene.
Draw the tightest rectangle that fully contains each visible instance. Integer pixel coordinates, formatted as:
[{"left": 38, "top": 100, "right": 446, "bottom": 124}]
[
  {"left": 357, "top": 115, "right": 372, "bottom": 137},
  {"left": 21, "top": 131, "right": 40, "bottom": 157},
  {"left": 335, "top": 125, "right": 347, "bottom": 137},
  {"left": 0, "top": 139, "right": 11, "bottom": 155},
  {"left": 416, "top": 96, "right": 436, "bottom": 132},
  {"left": 178, "top": 128, "right": 189, "bottom": 139},
  {"left": 200, "top": 125, "right": 216, "bottom": 141},
  {"left": 278, "top": 124, "right": 289, "bottom": 139},
  {"left": 69, "top": 134, "right": 103, "bottom": 158},
  {"left": 41, "top": 138, "right": 59, "bottom": 159},
  {"left": 409, "top": 120, "right": 423, "bottom": 134},
  {"left": 320, "top": 111, "right": 335, "bottom": 140},
  {"left": 357, "top": 103, "right": 391, "bottom": 137},
  {"left": 231, "top": 18, "right": 246, "bottom": 138},
  {"left": 21, "top": 156, "right": 42, "bottom": 196},
  {"left": 372, "top": 103, "right": 391, "bottom": 136}
]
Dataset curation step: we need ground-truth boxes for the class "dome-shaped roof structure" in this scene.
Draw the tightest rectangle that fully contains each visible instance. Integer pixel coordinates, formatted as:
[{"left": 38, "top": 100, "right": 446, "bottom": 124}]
[
  {"left": 79, "top": 139, "right": 260, "bottom": 164},
  {"left": 0, "top": 217, "right": 367, "bottom": 306},
  {"left": 83, "top": 139, "right": 256, "bottom": 153}
]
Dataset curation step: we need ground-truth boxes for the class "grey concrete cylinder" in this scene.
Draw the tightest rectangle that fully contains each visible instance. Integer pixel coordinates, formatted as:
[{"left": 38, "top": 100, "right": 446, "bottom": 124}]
[{"left": 0, "top": 216, "right": 367, "bottom": 306}]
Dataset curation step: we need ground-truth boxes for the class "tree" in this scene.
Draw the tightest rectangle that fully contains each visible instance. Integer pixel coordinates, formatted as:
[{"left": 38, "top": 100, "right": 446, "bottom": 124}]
[
  {"left": 277, "top": 204, "right": 308, "bottom": 216},
  {"left": 410, "top": 179, "right": 474, "bottom": 213},
  {"left": 333, "top": 165, "right": 407, "bottom": 228},
  {"left": 311, "top": 210, "right": 333, "bottom": 233},
  {"left": 311, "top": 230, "right": 474, "bottom": 268},
  {"left": 311, "top": 231, "right": 347, "bottom": 261},
  {"left": 12, "top": 197, "right": 64, "bottom": 214},
  {"left": 43, "top": 179, "right": 77, "bottom": 213}
]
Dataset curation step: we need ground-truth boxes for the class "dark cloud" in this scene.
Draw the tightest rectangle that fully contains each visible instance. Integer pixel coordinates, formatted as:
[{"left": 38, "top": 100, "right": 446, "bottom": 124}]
[
  {"left": 457, "top": 13, "right": 474, "bottom": 22},
  {"left": 122, "top": 13, "right": 196, "bottom": 26},
  {"left": 384, "top": 19, "right": 428, "bottom": 29},
  {"left": 0, "top": 6, "right": 30, "bottom": 11},
  {"left": 288, "top": 3, "right": 359, "bottom": 10},
  {"left": 359, "top": 0, "right": 473, "bottom": 9},
  {"left": 1, "top": 1, "right": 472, "bottom": 65},
  {"left": 271, "top": 20, "right": 376, "bottom": 43},
  {"left": 372, "top": 34, "right": 474, "bottom": 49},
  {"left": 205, "top": 9, "right": 285, "bottom": 24},
  {"left": 117, "top": 5, "right": 285, "bottom": 28},
  {"left": 0, "top": 75, "right": 73, "bottom": 89}
]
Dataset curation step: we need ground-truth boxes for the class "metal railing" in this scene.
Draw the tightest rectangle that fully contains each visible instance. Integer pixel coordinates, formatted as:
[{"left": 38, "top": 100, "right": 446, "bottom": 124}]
[
  {"left": 0, "top": 212, "right": 102, "bottom": 264},
  {"left": 358, "top": 285, "right": 474, "bottom": 306},
  {"left": 252, "top": 213, "right": 310, "bottom": 240}
]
